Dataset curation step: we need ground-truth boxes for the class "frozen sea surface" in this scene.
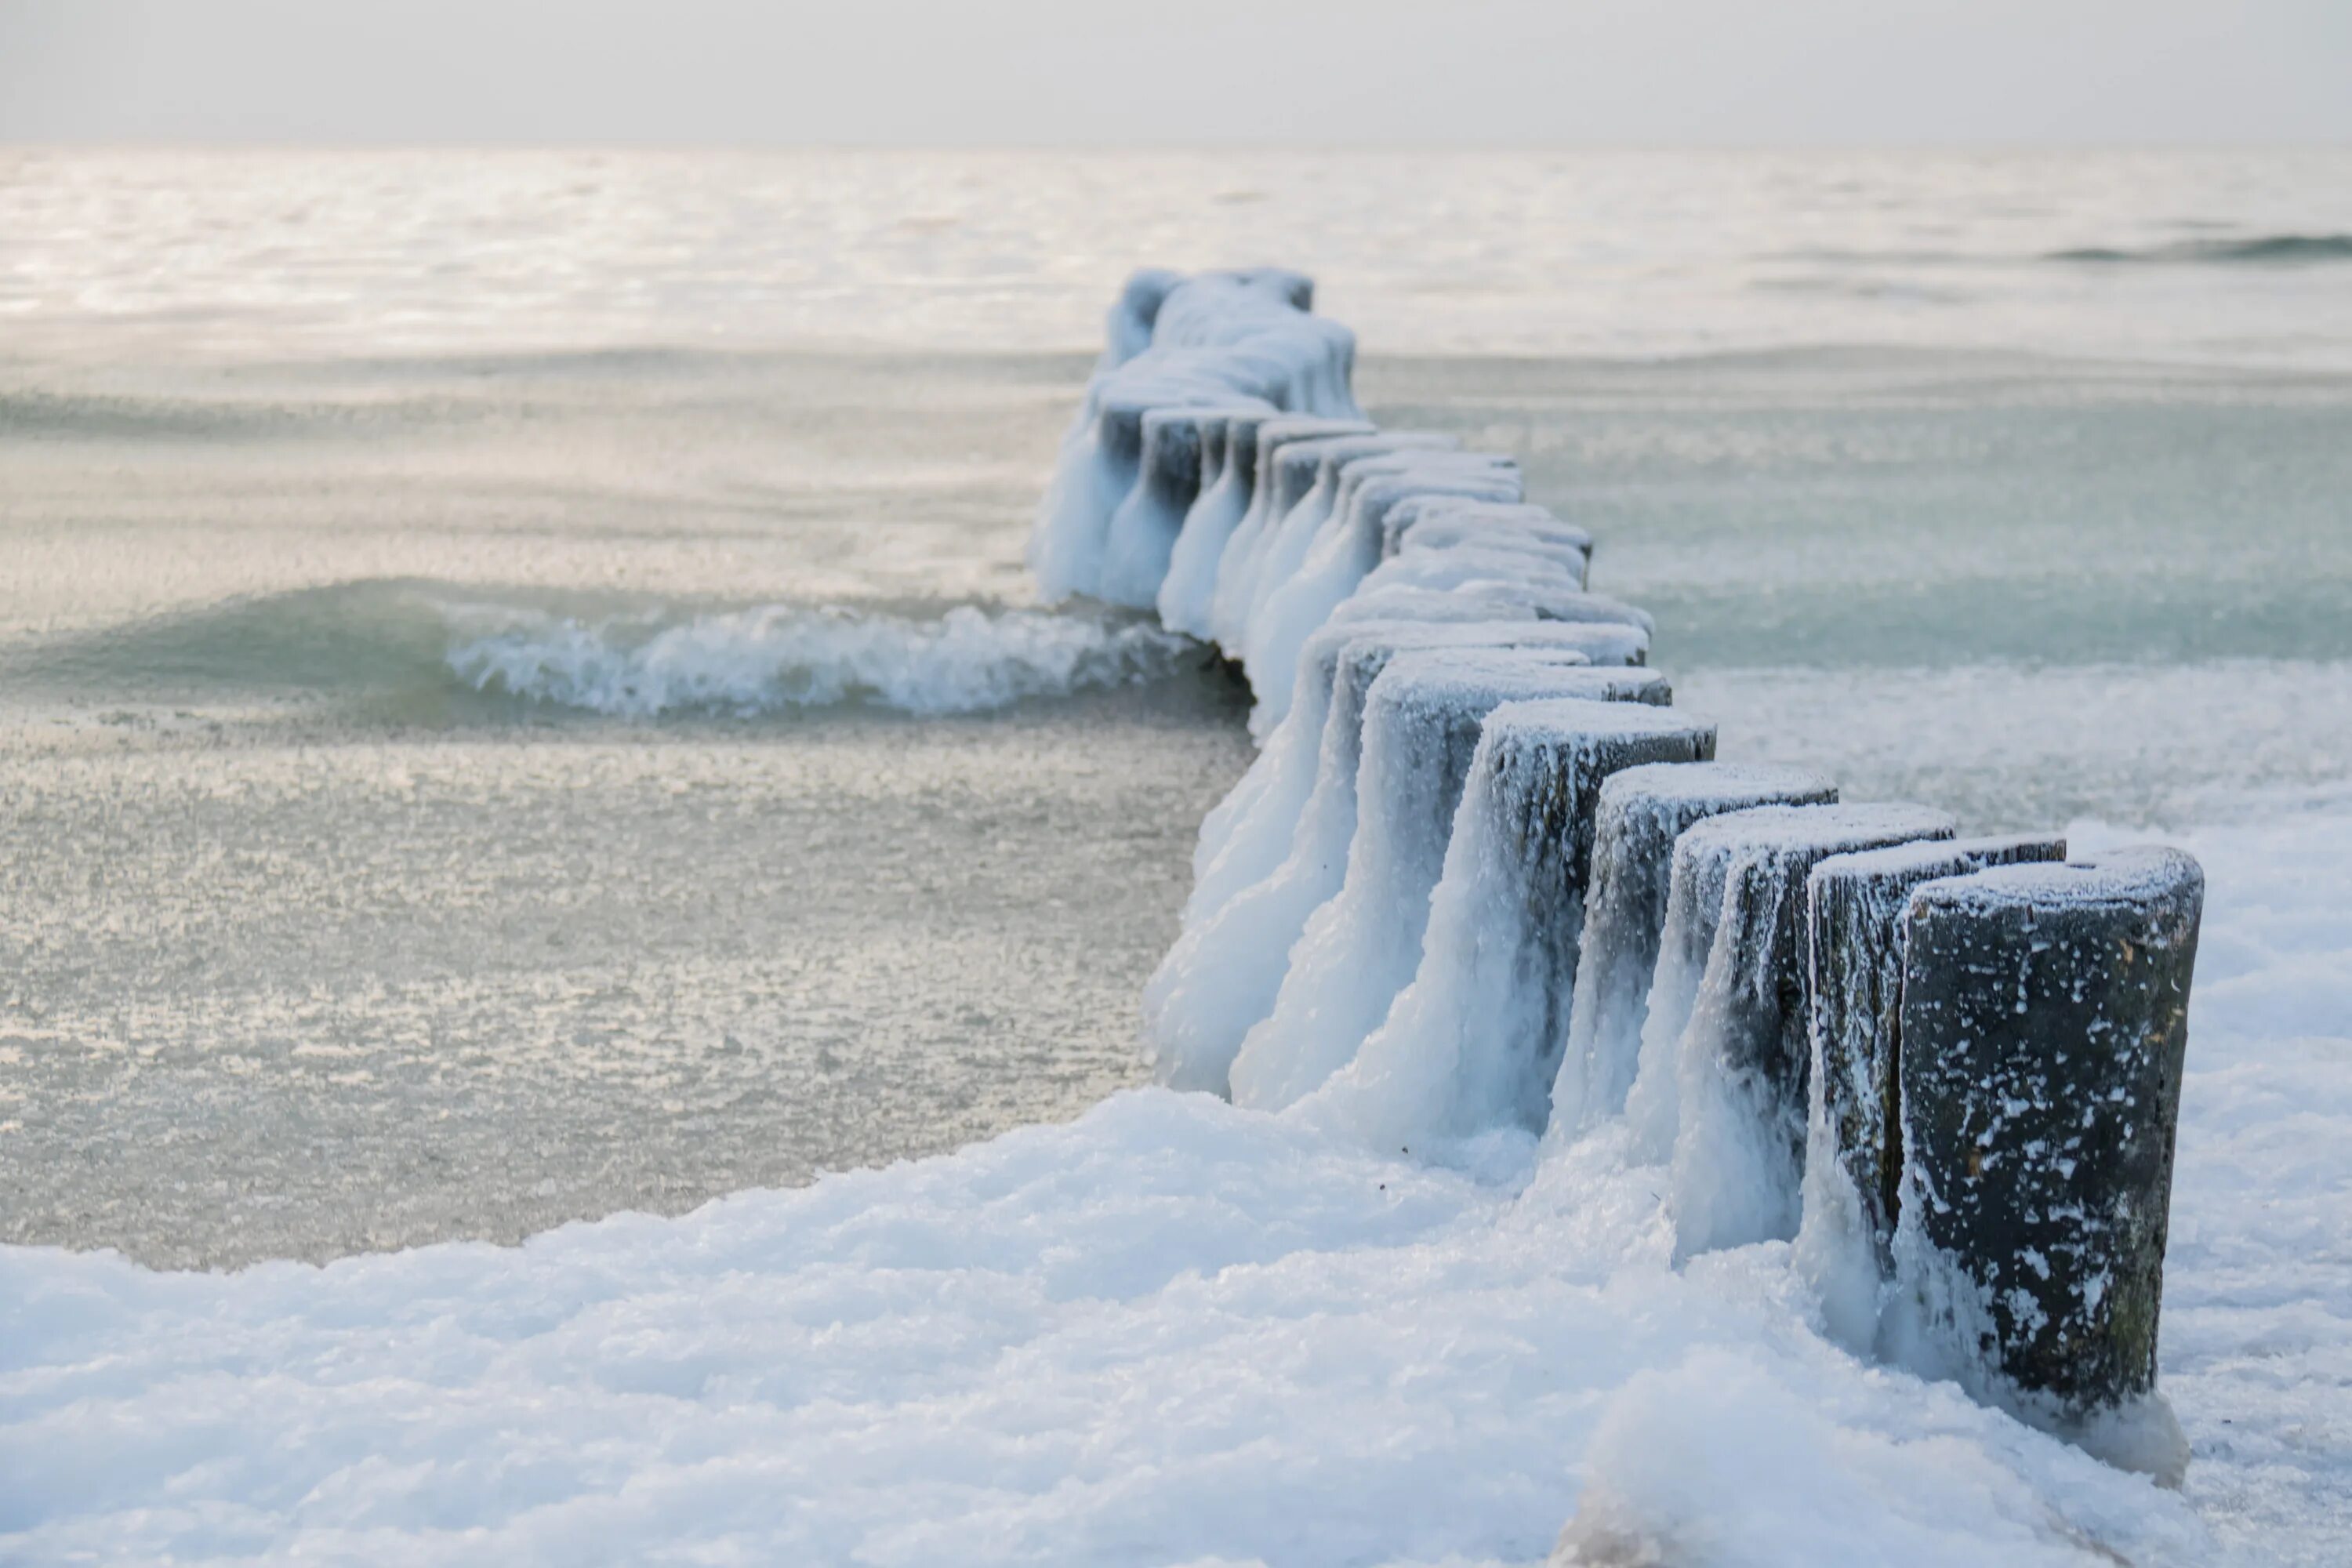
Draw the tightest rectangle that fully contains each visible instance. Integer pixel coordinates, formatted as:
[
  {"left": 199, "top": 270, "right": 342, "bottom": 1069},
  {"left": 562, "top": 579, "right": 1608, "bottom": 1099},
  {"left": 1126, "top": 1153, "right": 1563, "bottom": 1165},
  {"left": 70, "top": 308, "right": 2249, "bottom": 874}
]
[{"left": 2, "top": 812, "right": 2344, "bottom": 1565}]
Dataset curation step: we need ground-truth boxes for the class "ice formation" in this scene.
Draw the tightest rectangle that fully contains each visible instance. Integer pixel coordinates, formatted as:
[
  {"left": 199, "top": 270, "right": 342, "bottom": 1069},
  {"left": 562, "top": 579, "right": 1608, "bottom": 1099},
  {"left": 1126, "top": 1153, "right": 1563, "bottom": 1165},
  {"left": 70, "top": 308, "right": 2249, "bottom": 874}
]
[
  {"left": 1795, "top": 833, "right": 2070, "bottom": 1352},
  {"left": 1632, "top": 804, "right": 1962, "bottom": 1261},
  {"left": 1549, "top": 762, "right": 1841, "bottom": 1139},
  {"left": 1185, "top": 615, "right": 1650, "bottom": 937},
  {"left": 1303, "top": 698, "right": 1717, "bottom": 1156},
  {"left": 1022, "top": 265, "right": 2224, "bottom": 1501},
  {"left": 1157, "top": 408, "right": 1273, "bottom": 637},
  {"left": 1031, "top": 268, "right": 1364, "bottom": 604},
  {"left": 1384, "top": 498, "right": 1595, "bottom": 575},
  {"left": 1240, "top": 452, "right": 1525, "bottom": 723},
  {"left": 1146, "top": 633, "right": 1648, "bottom": 1098},
  {"left": 1207, "top": 420, "right": 1382, "bottom": 649},
  {"left": 1886, "top": 848, "right": 2206, "bottom": 1481},
  {"left": 1227, "top": 650, "right": 1671, "bottom": 1112}
]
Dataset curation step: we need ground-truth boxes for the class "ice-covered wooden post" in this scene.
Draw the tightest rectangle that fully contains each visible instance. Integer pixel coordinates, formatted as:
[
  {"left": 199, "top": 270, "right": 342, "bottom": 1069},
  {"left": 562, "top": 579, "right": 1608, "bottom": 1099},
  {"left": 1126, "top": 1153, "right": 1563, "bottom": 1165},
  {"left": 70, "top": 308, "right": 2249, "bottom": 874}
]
[
  {"left": 1802, "top": 836, "right": 2071, "bottom": 1271},
  {"left": 1893, "top": 848, "right": 2204, "bottom": 1479},
  {"left": 1548, "top": 763, "right": 1838, "bottom": 1138}
]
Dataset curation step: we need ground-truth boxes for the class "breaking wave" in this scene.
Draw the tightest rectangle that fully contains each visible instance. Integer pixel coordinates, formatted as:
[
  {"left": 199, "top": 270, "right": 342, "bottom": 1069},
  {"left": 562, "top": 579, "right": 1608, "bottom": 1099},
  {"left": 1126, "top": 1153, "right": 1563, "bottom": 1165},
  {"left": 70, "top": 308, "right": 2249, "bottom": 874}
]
[
  {"left": 442, "top": 599, "right": 1196, "bottom": 717},
  {"left": 2046, "top": 233, "right": 2352, "bottom": 266}
]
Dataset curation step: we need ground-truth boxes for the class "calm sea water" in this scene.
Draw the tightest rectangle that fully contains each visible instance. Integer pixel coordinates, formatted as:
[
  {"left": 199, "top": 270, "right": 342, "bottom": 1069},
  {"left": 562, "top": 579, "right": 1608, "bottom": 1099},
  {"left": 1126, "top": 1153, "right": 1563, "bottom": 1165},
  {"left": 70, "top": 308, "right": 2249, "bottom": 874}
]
[{"left": 5, "top": 148, "right": 2350, "bottom": 1266}]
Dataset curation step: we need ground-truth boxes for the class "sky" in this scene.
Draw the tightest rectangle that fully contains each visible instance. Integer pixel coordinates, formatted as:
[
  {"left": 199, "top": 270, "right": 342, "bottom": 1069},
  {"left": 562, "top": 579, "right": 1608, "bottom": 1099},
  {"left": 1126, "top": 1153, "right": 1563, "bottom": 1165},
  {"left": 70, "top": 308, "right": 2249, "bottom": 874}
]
[{"left": 1, "top": 0, "right": 2347, "bottom": 146}]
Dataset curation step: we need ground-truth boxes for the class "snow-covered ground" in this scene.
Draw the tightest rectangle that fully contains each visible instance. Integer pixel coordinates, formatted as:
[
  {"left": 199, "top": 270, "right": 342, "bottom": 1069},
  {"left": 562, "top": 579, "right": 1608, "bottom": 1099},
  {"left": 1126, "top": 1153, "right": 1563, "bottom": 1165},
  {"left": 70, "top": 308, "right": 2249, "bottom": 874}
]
[{"left": 3, "top": 808, "right": 2343, "bottom": 1566}]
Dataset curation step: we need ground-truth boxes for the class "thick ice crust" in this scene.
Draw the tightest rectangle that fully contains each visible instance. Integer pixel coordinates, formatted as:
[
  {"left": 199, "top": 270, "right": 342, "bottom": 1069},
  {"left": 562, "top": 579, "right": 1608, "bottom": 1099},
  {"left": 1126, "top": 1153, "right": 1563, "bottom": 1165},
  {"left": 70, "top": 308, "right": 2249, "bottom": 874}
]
[
  {"left": 1803, "top": 835, "right": 2071, "bottom": 1275},
  {"left": 1033, "top": 269, "right": 1365, "bottom": 603},
  {"left": 1384, "top": 497, "right": 1595, "bottom": 561},
  {"left": 1228, "top": 651, "right": 1671, "bottom": 1112},
  {"left": 1623, "top": 804, "right": 1960, "bottom": 1261},
  {"left": 1550, "top": 764, "right": 1841, "bottom": 1138},
  {"left": 1305, "top": 700, "right": 1718, "bottom": 1149},
  {"left": 1892, "top": 848, "right": 2204, "bottom": 1436},
  {"left": 1146, "top": 633, "right": 1612, "bottom": 1098}
]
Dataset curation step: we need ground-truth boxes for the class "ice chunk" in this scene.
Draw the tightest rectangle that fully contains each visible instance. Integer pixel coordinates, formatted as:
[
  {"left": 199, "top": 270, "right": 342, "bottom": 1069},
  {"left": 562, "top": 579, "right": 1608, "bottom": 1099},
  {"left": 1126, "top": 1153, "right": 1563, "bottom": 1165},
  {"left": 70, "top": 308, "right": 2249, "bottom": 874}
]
[
  {"left": 1207, "top": 416, "right": 1378, "bottom": 649},
  {"left": 1304, "top": 699, "right": 1717, "bottom": 1154},
  {"left": 1888, "top": 848, "right": 2204, "bottom": 1481},
  {"left": 1794, "top": 833, "right": 2067, "bottom": 1352},
  {"left": 1549, "top": 763, "right": 1841, "bottom": 1142},
  {"left": 1243, "top": 452, "right": 1525, "bottom": 732},
  {"left": 1149, "top": 624, "right": 1641, "bottom": 1096},
  {"left": 1228, "top": 649, "right": 1672, "bottom": 1112},
  {"left": 1032, "top": 270, "right": 1361, "bottom": 603},
  {"left": 1645, "top": 804, "right": 1960, "bottom": 1262}
]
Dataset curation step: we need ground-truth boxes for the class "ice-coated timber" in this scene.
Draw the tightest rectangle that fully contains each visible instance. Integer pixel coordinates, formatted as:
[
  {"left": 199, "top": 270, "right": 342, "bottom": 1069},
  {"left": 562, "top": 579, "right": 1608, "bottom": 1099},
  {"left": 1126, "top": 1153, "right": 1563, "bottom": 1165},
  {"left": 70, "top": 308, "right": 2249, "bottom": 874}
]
[
  {"left": 1889, "top": 848, "right": 2204, "bottom": 1481},
  {"left": 1207, "top": 416, "right": 1382, "bottom": 648},
  {"left": 1243, "top": 452, "right": 1526, "bottom": 724},
  {"left": 1160, "top": 408, "right": 1276, "bottom": 637},
  {"left": 1033, "top": 269, "right": 1362, "bottom": 604},
  {"left": 1032, "top": 269, "right": 2210, "bottom": 1477},
  {"left": 1145, "top": 629, "right": 1614, "bottom": 1097},
  {"left": 1227, "top": 648, "right": 1671, "bottom": 1112},
  {"left": 1648, "top": 803, "right": 1962, "bottom": 1260},
  {"left": 1306, "top": 699, "right": 1717, "bottom": 1150},
  {"left": 1188, "top": 615, "right": 1654, "bottom": 935},
  {"left": 1548, "top": 762, "right": 1840, "bottom": 1139},
  {"left": 1383, "top": 498, "right": 1594, "bottom": 575},
  {"left": 1794, "top": 833, "right": 2070, "bottom": 1348}
]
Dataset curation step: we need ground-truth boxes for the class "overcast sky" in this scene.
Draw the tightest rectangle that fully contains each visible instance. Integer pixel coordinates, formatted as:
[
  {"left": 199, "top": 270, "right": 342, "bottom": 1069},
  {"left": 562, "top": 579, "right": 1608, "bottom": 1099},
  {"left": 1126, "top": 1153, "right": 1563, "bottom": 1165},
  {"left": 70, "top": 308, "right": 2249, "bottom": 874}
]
[{"left": 2, "top": 0, "right": 2346, "bottom": 146}]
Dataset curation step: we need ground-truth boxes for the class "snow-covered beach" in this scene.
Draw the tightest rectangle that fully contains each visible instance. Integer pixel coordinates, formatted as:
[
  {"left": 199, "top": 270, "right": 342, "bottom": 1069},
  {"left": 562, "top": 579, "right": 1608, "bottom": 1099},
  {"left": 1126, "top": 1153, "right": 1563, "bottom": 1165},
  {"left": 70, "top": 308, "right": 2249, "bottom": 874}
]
[{"left": 5, "top": 150, "right": 2351, "bottom": 1563}]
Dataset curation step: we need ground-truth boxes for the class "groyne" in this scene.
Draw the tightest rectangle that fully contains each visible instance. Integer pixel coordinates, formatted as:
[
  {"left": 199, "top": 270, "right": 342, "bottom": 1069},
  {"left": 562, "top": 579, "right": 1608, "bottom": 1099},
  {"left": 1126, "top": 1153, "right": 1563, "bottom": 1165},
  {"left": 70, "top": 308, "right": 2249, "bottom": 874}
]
[{"left": 1029, "top": 268, "right": 2203, "bottom": 1481}]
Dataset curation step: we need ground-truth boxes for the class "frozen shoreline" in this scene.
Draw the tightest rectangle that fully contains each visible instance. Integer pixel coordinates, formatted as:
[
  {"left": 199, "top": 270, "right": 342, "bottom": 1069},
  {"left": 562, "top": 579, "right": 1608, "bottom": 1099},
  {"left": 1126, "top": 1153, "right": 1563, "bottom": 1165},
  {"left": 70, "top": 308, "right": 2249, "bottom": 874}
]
[{"left": 2, "top": 812, "right": 2343, "bottom": 1565}]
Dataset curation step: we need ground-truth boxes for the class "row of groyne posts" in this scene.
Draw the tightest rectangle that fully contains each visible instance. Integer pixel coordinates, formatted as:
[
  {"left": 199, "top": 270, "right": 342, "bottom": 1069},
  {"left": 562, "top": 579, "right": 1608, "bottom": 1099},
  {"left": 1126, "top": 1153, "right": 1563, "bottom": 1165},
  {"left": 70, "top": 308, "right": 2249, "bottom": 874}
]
[{"left": 1029, "top": 268, "right": 2203, "bottom": 1481}]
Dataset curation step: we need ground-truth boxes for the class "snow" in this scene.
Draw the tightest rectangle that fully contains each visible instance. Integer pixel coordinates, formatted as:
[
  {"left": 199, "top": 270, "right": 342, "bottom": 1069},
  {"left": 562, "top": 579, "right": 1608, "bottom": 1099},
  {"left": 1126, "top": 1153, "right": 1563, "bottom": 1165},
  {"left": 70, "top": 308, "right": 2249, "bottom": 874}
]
[{"left": 5, "top": 815, "right": 2341, "bottom": 1566}]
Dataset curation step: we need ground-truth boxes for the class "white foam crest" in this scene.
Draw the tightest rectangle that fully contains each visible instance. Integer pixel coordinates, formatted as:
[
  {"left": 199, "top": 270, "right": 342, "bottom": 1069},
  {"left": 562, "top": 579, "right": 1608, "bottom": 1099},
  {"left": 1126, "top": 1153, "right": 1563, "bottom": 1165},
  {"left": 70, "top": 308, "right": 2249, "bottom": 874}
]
[{"left": 444, "top": 601, "right": 1192, "bottom": 717}]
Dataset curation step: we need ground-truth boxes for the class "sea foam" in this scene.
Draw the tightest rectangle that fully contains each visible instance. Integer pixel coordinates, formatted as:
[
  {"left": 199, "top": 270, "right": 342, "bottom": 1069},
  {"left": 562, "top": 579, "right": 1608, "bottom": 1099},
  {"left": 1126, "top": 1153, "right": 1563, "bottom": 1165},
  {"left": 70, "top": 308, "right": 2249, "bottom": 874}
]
[{"left": 442, "top": 601, "right": 1193, "bottom": 717}]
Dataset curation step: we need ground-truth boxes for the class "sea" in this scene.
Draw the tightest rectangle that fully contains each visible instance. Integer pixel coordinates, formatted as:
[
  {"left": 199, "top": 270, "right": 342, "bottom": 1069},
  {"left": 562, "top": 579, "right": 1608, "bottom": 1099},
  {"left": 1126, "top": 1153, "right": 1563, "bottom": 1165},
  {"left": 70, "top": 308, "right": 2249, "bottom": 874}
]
[{"left": 5, "top": 147, "right": 2351, "bottom": 1269}]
